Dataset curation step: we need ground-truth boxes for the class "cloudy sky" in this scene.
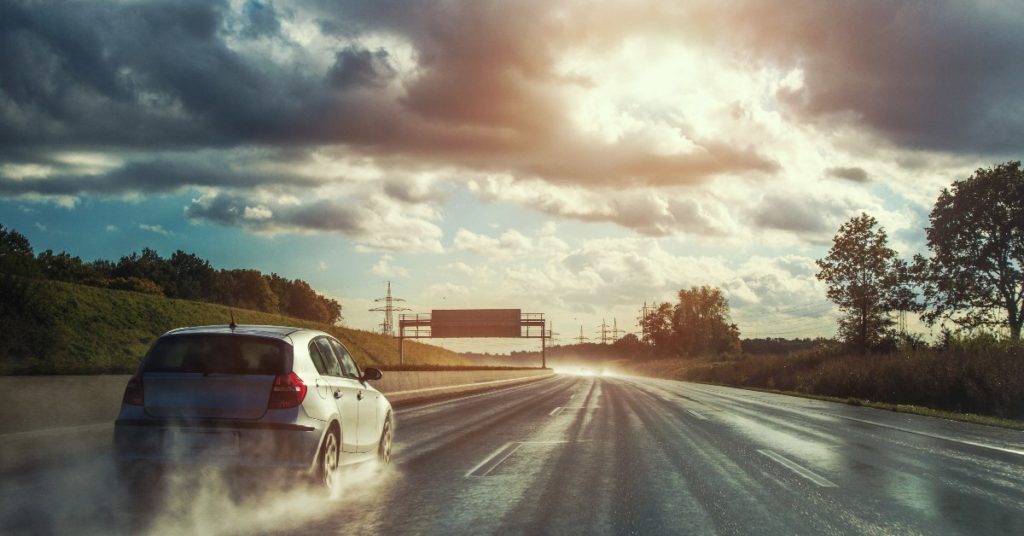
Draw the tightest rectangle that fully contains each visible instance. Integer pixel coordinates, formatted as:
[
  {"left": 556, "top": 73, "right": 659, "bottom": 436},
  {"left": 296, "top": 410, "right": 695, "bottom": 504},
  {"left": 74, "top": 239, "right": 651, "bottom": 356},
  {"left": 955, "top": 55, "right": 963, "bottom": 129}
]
[{"left": 2, "top": 0, "right": 1022, "bottom": 350}]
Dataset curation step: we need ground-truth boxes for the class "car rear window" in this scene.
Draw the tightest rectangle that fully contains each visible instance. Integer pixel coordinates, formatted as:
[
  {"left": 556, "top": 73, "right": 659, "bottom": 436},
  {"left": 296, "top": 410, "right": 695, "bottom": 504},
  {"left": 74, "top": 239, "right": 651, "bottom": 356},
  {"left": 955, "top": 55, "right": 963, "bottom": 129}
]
[{"left": 143, "top": 334, "right": 291, "bottom": 375}]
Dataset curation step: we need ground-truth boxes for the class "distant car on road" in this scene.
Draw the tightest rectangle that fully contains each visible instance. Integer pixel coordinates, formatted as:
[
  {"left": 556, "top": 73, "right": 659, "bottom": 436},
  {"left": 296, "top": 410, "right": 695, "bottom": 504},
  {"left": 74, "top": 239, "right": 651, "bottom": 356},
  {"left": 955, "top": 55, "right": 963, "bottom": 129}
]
[{"left": 114, "top": 325, "right": 393, "bottom": 492}]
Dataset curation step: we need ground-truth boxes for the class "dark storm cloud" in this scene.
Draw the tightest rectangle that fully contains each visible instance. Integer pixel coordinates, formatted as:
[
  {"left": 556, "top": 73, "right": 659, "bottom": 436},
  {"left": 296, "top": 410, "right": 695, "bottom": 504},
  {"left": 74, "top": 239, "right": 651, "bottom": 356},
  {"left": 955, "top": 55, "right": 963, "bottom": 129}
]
[
  {"left": 0, "top": 158, "right": 321, "bottom": 197},
  {"left": 183, "top": 190, "right": 445, "bottom": 252},
  {"left": 0, "top": 0, "right": 778, "bottom": 199},
  {"left": 240, "top": 1, "right": 281, "bottom": 39},
  {"left": 699, "top": 0, "right": 1024, "bottom": 154},
  {"left": 0, "top": 0, "right": 362, "bottom": 148},
  {"left": 328, "top": 47, "right": 395, "bottom": 89},
  {"left": 4, "top": 0, "right": 1020, "bottom": 212},
  {"left": 826, "top": 167, "right": 870, "bottom": 184},
  {"left": 185, "top": 193, "right": 360, "bottom": 233}
]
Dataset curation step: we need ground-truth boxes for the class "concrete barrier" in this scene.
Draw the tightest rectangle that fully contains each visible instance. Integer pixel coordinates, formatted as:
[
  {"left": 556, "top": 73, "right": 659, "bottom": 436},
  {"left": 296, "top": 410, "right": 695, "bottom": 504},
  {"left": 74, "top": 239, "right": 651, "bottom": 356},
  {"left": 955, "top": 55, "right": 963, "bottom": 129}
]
[
  {"left": 0, "top": 369, "right": 553, "bottom": 435},
  {"left": 376, "top": 369, "right": 552, "bottom": 404},
  {"left": 0, "top": 369, "right": 552, "bottom": 473}
]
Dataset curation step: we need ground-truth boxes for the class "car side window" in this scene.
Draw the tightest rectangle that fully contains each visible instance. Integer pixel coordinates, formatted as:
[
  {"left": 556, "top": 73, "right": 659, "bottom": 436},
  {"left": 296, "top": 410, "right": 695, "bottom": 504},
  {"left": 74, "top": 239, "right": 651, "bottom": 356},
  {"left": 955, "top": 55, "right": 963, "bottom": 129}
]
[
  {"left": 329, "top": 339, "right": 360, "bottom": 379},
  {"left": 307, "top": 341, "right": 328, "bottom": 375},
  {"left": 313, "top": 338, "right": 344, "bottom": 377}
]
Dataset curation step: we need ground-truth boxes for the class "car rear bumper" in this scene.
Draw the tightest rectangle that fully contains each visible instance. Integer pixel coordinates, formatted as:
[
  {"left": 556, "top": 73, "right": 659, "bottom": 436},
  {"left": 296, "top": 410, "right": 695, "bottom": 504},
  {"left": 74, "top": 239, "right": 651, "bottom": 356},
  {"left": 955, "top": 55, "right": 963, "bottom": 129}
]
[{"left": 114, "top": 418, "right": 324, "bottom": 471}]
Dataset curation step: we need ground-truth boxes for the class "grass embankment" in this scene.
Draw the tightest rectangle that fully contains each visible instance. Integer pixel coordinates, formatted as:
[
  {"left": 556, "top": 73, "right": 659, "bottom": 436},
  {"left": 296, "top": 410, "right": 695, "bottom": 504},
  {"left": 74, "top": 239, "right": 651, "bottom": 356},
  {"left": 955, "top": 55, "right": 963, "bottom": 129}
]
[
  {"left": 0, "top": 277, "right": 469, "bottom": 374},
  {"left": 623, "top": 345, "right": 1024, "bottom": 428}
]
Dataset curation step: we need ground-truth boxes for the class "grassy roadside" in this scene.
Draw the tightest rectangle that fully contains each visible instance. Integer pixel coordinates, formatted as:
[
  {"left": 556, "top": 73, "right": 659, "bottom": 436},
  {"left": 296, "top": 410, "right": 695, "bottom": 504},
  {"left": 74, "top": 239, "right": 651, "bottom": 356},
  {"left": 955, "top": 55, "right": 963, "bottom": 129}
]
[
  {"left": 0, "top": 277, "right": 469, "bottom": 374},
  {"left": 614, "top": 356, "right": 1024, "bottom": 432}
]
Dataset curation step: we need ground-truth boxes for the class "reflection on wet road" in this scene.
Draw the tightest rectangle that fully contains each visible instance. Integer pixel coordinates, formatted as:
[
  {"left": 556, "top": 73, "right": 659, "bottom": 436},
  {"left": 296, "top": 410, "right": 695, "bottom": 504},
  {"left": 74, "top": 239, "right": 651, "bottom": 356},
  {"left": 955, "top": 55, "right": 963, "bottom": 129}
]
[{"left": 2, "top": 374, "right": 1023, "bottom": 534}]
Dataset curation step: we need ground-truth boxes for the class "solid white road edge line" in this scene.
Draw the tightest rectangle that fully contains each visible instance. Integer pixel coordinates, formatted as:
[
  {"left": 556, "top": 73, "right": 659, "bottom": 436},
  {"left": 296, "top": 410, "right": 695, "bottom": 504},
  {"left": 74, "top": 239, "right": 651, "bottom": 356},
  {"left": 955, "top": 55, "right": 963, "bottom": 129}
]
[
  {"left": 758, "top": 449, "right": 837, "bottom": 488},
  {"left": 395, "top": 375, "right": 560, "bottom": 415},
  {"left": 388, "top": 374, "right": 552, "bottom": 396}
]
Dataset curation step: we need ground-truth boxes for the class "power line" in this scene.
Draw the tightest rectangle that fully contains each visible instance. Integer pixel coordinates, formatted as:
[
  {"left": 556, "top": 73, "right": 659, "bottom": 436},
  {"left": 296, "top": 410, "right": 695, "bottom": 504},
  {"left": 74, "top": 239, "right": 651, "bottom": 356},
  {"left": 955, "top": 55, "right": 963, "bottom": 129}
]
[
  {"left": 596, "top": 318, "right": 611, "bottom": 344},
  {"left": 574, "top": 325, "right": 590, "bottom": 344},
  {"left": 637, "top": 301, "right": 655, "bottom": 344},
  {"left": 368, "top": 281, "right": 410, "bottom": 337}
]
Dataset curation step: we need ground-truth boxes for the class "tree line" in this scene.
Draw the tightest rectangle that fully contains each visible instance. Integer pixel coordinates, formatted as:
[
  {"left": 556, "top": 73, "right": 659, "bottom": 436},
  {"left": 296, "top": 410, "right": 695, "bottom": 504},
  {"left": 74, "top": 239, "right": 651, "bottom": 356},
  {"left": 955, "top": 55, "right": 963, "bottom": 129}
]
[
  {"left": 0, "top": 230, "right": 342, "bottom": 325},
  {"left": 637, "top": 285, "right": 741, "bottom": 358},
  {"left": 817, "top": 161, "right": 1024, "bottom": 352}
]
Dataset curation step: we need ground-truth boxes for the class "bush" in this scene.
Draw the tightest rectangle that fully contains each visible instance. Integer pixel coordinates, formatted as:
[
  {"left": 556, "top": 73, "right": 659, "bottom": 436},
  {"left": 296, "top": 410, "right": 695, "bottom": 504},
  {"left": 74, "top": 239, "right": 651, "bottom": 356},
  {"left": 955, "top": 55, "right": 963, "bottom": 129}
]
[{"left": 105, "top": 277, "right": 165, "bottom": 295}]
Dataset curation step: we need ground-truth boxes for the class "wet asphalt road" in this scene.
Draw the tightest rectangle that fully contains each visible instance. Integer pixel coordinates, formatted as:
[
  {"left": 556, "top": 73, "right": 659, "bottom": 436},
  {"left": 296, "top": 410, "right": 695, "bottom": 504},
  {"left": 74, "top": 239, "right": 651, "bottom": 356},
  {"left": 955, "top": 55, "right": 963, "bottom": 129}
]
[{"left": 3, "top": 373, "right": 1024, "bottom": 535}]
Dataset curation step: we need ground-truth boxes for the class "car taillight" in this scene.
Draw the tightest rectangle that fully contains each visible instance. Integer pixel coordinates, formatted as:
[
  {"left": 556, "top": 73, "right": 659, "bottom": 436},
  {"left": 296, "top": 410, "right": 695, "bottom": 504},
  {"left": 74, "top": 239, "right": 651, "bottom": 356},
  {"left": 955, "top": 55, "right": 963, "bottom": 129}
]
[
  {"left": 269, "top": 372, "right": 307, "bottom": 409},
  {"left": 123, "top": 373, "right": 144, "bottom": 406}
]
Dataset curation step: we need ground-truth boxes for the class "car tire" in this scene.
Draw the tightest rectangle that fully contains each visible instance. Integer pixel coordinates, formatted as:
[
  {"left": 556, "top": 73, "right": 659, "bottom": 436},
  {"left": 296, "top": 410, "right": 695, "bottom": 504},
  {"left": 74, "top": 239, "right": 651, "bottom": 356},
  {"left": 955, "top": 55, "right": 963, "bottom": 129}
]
[
  {"left": 316, "top": 426, "right": 340, "bottom": 492},
  {"left": 377, "top": 414, "right": 393, "bottom": 465}
]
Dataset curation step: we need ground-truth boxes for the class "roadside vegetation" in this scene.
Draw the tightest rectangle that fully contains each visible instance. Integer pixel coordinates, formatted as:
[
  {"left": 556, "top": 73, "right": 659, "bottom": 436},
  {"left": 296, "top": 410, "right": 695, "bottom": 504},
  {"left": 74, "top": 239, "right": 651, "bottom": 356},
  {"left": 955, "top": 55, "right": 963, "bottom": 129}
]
[
  {"left": 625, "top": 337, "right": 1024, "bottom": 422},
  {"left": 588, "top": 162, "right": 1024, "bottom": 423},
  {"left": 0, "top": 228, "right": 342, "bottom": 325},
  {"left": 0, "top": 276, "right": 468, "bottom": 374}
]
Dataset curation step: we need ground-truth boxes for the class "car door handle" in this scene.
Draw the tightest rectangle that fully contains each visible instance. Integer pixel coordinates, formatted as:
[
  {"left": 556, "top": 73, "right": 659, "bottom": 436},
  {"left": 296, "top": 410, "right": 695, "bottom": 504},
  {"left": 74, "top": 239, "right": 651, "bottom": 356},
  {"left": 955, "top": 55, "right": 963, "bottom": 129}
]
[
  {"left": 357, "top": 392, "right": 363, "bottom": 401},
  {"left": 333, "top": 391, "right": 341, "bottom": 399}
]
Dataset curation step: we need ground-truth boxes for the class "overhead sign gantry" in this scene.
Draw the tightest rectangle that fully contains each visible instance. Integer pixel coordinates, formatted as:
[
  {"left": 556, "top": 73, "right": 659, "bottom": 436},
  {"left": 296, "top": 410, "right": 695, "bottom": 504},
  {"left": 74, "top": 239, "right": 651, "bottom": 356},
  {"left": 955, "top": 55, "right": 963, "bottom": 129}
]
[{"left": 398, "top": 309, "right": 550, "bottom": 367}]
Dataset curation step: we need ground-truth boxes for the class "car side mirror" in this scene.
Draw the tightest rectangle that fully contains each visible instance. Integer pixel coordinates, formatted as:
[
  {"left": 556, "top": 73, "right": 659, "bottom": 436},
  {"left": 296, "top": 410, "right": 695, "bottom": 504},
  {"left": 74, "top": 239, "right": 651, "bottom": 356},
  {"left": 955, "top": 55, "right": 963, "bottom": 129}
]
[{"left": 361, "top": 367, "right": 382, "bottom": 382}]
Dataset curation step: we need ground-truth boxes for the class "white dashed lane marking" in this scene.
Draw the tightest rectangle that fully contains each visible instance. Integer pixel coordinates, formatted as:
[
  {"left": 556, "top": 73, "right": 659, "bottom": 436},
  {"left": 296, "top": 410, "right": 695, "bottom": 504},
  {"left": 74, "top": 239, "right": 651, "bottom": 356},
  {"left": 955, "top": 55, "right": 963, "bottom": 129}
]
[{"left": 758, "top": 449, "right": 837, "bottom": 488}]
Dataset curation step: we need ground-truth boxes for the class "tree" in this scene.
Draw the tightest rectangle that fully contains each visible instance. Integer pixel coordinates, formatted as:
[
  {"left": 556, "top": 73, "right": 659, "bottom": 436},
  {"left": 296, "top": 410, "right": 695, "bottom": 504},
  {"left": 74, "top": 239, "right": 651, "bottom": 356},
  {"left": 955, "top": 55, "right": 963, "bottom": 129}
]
[
  {"left": 164, "top": 250, "right": 215, "bottom": 300},
  {"left": 266, "top": 273, "right": 342, "bottom": 324},
  {"left": 639, "top": 302, "right": 674, "bottom": 351},
  {"left": 612, "top": 332, "right": 647, "bottom": 358},
  {"left": 816, "top": 213, "right": 910, "bottom": 353},
  {"left": 37, "top": 250, "right": 93, "bottom": 283},
  {"left": 0, "top": 224, "right": 39, "bottom": 277},
  {"left": 113, "top": 248, "right": 171, "bottom": 290},
  {"left": 671, "top": 286, "right": 740, "bottom": 356},
  {"left": 213, "top": 269, "right": 279, "bottom": 313},
  {"left": 918, "top": 161, "right": 1024, "bottom": 339}
]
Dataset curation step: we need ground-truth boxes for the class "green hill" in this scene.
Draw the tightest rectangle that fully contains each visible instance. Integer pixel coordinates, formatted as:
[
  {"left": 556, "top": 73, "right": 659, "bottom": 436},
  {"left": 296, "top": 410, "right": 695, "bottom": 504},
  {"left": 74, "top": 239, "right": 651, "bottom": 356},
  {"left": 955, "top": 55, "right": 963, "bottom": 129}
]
[{"left": 0, "top": 276, "right": 468, "bottom": 374}]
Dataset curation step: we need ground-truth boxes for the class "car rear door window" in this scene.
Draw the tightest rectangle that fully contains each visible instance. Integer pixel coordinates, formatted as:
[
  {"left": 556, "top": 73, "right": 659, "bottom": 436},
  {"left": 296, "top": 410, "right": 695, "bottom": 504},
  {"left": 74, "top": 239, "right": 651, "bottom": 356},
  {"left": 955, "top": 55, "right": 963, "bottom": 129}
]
[
  {"left": 329, "top": 339, "right": 361, "bottom": 379},
  {"left": 307, "top": 341, "right": 329, "bottom": 375},
  {"left": 313, "top": 337, "right": 344, "bottom": 377}
]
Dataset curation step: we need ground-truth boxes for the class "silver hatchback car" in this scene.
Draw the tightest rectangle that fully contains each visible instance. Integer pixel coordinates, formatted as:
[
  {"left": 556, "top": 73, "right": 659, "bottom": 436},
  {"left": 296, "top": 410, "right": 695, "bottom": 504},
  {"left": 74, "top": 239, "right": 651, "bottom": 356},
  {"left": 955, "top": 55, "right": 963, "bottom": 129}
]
[{"left": 114, "top": 325, "right": 393, "bottom": 491}]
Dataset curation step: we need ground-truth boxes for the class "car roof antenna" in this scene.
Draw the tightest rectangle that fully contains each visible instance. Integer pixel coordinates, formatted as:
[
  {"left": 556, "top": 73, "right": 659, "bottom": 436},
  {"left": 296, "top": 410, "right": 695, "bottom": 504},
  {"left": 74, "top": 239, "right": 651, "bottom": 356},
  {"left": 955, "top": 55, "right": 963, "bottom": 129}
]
[{"left": 229, "top": 308, "right": 237, "bottom": 331}]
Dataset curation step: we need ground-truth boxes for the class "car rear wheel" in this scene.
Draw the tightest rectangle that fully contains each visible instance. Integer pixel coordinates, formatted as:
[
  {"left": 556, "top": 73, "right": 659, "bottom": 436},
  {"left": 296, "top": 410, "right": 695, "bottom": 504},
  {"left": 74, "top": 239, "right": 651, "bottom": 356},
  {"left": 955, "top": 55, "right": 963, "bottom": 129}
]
[
  {"left": 316, "top": 426, "right": 340, "bottom": 492},
  {"left": 378, "top": 415, "right": 393, "bottom": 465}
]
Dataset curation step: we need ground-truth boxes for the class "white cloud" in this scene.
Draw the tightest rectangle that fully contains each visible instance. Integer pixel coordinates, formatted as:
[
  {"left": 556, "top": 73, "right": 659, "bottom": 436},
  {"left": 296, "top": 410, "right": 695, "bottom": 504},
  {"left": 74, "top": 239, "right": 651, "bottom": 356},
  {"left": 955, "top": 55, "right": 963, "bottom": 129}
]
[
  {"left": 370, "top": 254, "right": 410, "bottom": 278},
  {"left": 446, "top": 262, "right": 476, "bottom": 275},
  {"left": 243, "top": 205, "right": 273, "bottom": 220},
  {"left": 186, "top": 187, "right": 445, "bottom": 253},
  {"left": 452, "top": 228, "right": 535, "bottom": 257},
  {"left": 467, "top": 174, "right": 741, "bottom": 239},
  {"left": 406, "top": 234, "right": 838, "bottom": 340},
  {"left": 138, "top": 223, "right": 174, "bottom": 237}
]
